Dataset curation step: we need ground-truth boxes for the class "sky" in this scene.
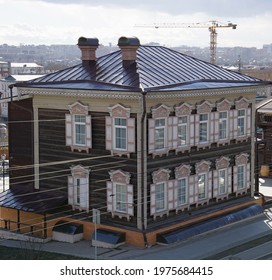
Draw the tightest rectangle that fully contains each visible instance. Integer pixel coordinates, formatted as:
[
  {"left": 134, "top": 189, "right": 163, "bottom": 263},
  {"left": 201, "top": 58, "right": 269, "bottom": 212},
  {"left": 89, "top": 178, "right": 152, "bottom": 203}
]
[{"left": 0, "top": 0, "right": 272, "bottom": 48}]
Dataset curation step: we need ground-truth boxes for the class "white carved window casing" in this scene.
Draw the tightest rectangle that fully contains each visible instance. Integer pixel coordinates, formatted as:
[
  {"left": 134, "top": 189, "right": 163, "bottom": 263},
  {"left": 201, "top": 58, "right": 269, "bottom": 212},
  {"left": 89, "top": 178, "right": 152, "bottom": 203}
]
[
  {"left": 174, "top": 164, "right": 191, "bottom": 211},
  {"left": 233, "top": 97, "right": 251, "bottom": 141},
  {"left": 148, "top": 104, "right": 172, "bottom": 156},
  {"left": 150, "top": 168, "right": 172, "bottom": 218},
  {"left": 194, "top": 160, "right": 212, "bottom": 206},
  {"left": 217, "top": 98, "right": 232, "bottom": 144},
  {"left": 174, "top": 102, "right": 194, "bottom": 153},
  {"left": 195, "top": 101, "right": 214, "bottom": 148},
  {"left": 213, "top": 156, "right": 232, "bottom": 201},
  {"left": 233, "top": 153, "right": 250, "bottom": 195},
  {"left": 105, "top": 104, "right": 135, "bottom": 157},
  {"left": 68, "top": 165, "right": 90, "bottom": 212},
  {"left": 107, "top": 169, "right": 134, "bottom": 220},
  {"left": 65, "top": 101, "right": 92, "bottom": 153}
]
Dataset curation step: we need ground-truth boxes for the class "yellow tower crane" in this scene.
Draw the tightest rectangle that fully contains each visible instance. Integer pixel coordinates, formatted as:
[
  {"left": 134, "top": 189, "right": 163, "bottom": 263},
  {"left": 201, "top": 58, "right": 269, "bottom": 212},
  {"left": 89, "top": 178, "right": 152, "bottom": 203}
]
[{"left": 135, "top": 20, "right": 237, "bottom": 64}]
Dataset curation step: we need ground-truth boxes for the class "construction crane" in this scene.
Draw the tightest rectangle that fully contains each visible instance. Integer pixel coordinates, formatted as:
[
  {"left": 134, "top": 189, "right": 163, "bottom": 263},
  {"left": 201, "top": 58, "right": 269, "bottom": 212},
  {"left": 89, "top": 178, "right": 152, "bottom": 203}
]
[{"left": 135, "top": 20, "right": 237, "bottom": 64}]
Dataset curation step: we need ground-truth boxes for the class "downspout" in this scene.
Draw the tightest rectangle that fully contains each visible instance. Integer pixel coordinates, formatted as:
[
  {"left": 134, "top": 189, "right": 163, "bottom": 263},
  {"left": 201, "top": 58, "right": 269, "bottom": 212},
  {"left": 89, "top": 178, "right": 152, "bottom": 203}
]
[{"left": 140, "top": 89, "right": 148, "bottom": 246}]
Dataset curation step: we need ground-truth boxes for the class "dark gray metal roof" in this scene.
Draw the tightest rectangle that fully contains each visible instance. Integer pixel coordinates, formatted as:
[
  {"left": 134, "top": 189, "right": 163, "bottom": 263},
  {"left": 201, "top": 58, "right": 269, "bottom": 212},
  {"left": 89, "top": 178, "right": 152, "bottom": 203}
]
[
  {"left": 0, "top": 185, "right": 67, "bottom": 213},
  {"left": 16, "top": 45, "right": 266, "bottom": 92}
]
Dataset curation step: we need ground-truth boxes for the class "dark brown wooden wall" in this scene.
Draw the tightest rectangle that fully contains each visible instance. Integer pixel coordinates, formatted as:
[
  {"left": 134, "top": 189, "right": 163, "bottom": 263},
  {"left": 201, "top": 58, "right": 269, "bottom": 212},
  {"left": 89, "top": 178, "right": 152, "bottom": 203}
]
[
  {"left": 38, "top": 108, "right": 138, "bottom": 228},
  {"left": 8, "top": 98, "right": 34, "bottom": 187}
]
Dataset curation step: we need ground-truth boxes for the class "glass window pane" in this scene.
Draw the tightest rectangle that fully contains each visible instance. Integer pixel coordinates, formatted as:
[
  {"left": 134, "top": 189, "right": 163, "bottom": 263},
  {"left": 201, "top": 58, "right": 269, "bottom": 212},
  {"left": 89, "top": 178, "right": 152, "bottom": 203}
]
[
  {"left": 238, "top": 110, "right": 245, "bottom": 136},
  {"left": 178, "top": 116, "right": 187, "bottom": 146},
  {"left": 178, "top": 178, "right": 187, "bottom": 205},
  {"left": 238, "top": 166, "right": 244, "bottom": 189},
  {"left": 219, "top": 112, "right": 228, "bottom": 140},
  {"left": 155, "top": 183, "right": 165, "bottom": 211},
  {"left": 199, "top": 122, "right": 208, "bottom": 142},
  {"left": 219, "top": 169, "right": 226, "bottom": 194},
  {"left": 115, "top": 118, "right": 127, "bottom": 150},
  {"left": 198, "top": 174, "right": 206, "bottom": 199},
  {"left": 155, "top": 119, "right": 165, "bottom": 149},
  {"left": 116, "top": 184, "right": 127, "bottom": 212}
]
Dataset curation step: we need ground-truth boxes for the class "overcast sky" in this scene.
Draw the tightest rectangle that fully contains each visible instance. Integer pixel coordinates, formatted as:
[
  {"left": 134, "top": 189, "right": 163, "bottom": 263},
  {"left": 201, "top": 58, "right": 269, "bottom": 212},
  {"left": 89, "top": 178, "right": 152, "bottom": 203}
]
[{"left": 0, "top": 0, "right": 271, "bottom": 48}]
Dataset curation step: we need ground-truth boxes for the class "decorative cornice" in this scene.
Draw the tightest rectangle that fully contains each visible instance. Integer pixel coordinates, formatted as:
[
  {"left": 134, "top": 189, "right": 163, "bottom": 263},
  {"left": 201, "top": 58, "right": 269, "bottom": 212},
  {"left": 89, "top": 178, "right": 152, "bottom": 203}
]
[
  {"left": 20, "top": 88, "right": 143, "bottom": 100},
  {"left": 19, "top": 84, "right": 265, "bottom": 101}
]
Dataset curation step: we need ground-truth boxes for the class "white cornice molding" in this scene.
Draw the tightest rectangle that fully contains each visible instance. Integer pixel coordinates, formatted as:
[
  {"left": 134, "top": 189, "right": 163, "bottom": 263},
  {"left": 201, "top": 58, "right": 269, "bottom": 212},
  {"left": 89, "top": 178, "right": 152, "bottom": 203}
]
[
  {"left": 19, "top": 88, "right": 142, "bottom": 100},
  {"left": 18, "top": 84, "right": 265, "bottom": 101}
]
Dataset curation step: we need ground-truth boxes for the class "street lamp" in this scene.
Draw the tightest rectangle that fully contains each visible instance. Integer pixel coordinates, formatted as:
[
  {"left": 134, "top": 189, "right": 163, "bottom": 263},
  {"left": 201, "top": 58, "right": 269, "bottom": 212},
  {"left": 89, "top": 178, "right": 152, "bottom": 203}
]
[{"left": 1, "top": 153, "right": 6, "bottom": 192}]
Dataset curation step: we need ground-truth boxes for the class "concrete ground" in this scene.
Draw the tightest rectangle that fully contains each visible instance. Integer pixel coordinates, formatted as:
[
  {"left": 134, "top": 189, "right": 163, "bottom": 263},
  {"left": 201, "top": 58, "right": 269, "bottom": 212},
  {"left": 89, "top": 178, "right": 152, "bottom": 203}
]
[{"left": 259, "top": 177, "right": 272, "bottom": 198}]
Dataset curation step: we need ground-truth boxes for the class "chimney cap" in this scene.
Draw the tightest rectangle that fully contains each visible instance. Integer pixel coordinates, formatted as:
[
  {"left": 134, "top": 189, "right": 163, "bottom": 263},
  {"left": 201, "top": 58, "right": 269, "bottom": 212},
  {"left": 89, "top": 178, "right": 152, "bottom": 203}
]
[
  {"left": 118, "top": 36, "right": 140, "bottom": 47},
  {"left": 78, "top": 37, "right": 99, "bottom": 47}
]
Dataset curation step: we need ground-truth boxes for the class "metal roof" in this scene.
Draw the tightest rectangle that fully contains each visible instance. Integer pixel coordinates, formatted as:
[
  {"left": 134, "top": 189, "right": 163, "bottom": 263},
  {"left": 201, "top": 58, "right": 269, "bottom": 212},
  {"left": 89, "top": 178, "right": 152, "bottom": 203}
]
[
  {"left": 0, "top": 185, "right": 67, "bottom": 213},
  {"left": 16, "top": 45, "right": 266, "bottom": 92}
]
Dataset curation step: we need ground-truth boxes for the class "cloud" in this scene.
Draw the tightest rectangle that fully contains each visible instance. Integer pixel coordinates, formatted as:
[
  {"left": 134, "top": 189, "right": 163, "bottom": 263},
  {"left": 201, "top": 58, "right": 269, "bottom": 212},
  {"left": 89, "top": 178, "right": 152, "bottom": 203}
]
[{"left": 37, "top": 0, "right": 272, "bottom": 17}]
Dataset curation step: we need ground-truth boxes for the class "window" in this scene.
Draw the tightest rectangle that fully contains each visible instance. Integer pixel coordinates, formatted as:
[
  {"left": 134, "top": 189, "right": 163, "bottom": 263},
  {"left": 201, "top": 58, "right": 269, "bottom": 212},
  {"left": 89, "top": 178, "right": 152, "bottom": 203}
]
[
  {"left": 155, "top": 119, "right": 166, "bottom": 149},
  {"left": 106, "top": 104, "right": 135, "bottom": 156},
  {"left": 68, "top": 165, "right": 89, "bottom": 211},
  {"left": 76, "top": 178, "right": 81, "bottom": 205},
  {"left": 219, "top": 169, "right": 226, "bottom": 194},
  {"left": 238, "top": 165, "right": 245, "bottom": 189},
  {"left": 238, "top": 109, "right": 245, "bottom": 136},
  {"left": 219, "top": 112, "right": 228, "bottom": 140},
  {"left": 115, "top": 183, "right": 127, "bottom": 212},
  {"left": 73, "top": 177, "right": 88, "bottom": 206},
  {"left": 178, "top": 116, "right": 188, "bottom": 146},
  {"left": 66, "top": 102, "right": 92, "bottom": 152},
  {"left": 74, "top": 115, "right": 86, "bottom": 145},
  {"left": 198, "top": 174, "right": 206, "bottom": 199},
  {"left": 177, "top": 178, "right": 187, "bottom": 205},
  {"left": 114, "top": 118, "right": 127, "bottom": 150},
  {"left": 199, "top": 114, "right": 208, "bottom": 143},
  {"left": 107, "top": 170, "right": 134, "bottom": 218},
  {"left": 155, "top": 182, "right": 166, "bottom": 211}
]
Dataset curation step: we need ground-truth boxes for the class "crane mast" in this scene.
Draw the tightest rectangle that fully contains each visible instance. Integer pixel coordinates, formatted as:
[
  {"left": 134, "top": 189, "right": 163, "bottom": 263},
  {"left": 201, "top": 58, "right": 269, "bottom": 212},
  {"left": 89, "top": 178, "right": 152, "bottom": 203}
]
[{"left": 135, "top": 20, "right": 237, "bottom": 64}]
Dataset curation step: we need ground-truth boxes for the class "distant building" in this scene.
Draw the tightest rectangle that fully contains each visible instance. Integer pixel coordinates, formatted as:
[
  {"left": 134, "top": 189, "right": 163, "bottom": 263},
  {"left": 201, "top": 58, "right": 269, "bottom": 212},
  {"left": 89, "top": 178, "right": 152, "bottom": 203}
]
[
  {"left": 10, "top": 62, "right": 44, "bottom": 75},
  {"left": 0, "top": 74, "right": 44, "bottom": 120},
  {"left": 0, "top": 61, "right": 10, "bottom": 78}
]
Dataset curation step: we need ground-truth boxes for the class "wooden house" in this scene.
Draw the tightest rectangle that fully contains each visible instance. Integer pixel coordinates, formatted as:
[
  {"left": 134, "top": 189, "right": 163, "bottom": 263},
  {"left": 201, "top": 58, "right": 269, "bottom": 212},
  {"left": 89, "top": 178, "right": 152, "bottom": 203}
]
[{"left": 0, "top": 36, "right": 269, "bottom": 247}]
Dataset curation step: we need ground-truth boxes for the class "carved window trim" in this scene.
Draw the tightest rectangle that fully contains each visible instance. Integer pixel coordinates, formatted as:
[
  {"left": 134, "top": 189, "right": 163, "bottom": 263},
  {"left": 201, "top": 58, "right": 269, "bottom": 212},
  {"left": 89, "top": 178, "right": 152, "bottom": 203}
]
[
  {"left": 105, "top": 103, "right": 135, "bottom": 157},
  {"left": 65, "top": 101, "right": 92, "bottom": 153},
  {"left": 107, "top": 169, "right": 134, "bottom": 220},
  {"left": 68, "top": 165, "right": 90, "bottom": 212}
]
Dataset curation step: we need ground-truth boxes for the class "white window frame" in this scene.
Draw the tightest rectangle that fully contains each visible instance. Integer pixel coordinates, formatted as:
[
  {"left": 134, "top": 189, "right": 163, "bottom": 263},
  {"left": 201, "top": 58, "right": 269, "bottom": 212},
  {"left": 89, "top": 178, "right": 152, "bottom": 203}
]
[
  {"left": 106, "top": 104, "right": 135, "bottom": 157},
  {"left": 155, "top": 182, "right": 166, "bottom": 212},
  {"left": 178, "top": 116, "right": 188, "bottom": 147},
  {"left": 66, "top": 102, "right": 91, "bottom": 153},
  {"left": 237, "top": 165, "right": 245, "bottom": 190},
  {"left": 73, "top": 176, "right": 88, "bottom": 207},
  {"left": 107, "top": 169, "right": 134, "bottom": 219},
  {"left": 114, "top": 183, "right": 127, "bottom": 213},
  {"left": 73, "top": 114, "right": 86, "bottom": 146},
  {"left": 113, "top": 117, "right": 127, "bottom": 151},
  {"left": 155, "top": 118, "right": 166, "bottom": 150},
  {"left": 218, "top": 169, "right": 227, "bottom": 195},
  {"left": 219, "top": 111, "right": 228, "bottom": 140},
  {"left": 238, "top": 109, "right": 246, "bottom": 137},
  {"left": 198, "top": 173, "right": 207, "bottom": 200},
  {"left": 68, "top": 165, "right": 90, "bottom": 212},
  {"left": 199, "top": 113, "right": 209, "bottom": 143},
  {"left": 177, "top": 178, "right": 187, "bottom": 205}
]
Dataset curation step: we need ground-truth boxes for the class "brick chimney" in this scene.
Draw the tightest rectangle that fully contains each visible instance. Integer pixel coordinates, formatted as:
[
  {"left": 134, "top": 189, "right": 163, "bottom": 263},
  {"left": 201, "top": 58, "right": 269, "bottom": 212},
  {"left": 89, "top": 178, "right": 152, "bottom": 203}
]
[
  {"left": 118, "top": 36, "right": 140, "bottom": 67},
  {"left": 77, "top": 37, "right": 99, "bottom": 67}
]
